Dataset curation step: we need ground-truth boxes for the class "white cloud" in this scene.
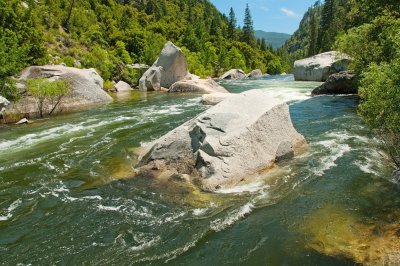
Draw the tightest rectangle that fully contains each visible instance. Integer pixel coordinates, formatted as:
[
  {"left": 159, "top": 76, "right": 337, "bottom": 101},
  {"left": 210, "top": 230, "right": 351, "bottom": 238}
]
[
  {"left": 280, "top": 7, "right": 298, "bottom": 17},
  {"left": 260, "top": 6, "right": 269, "bottom": 12}
]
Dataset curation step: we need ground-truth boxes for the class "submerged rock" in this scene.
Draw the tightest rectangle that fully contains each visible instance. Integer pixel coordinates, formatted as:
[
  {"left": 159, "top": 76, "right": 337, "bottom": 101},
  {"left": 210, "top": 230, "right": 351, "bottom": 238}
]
[
  {"left": 301, "top": 204, "right": 400, "bottom": 266},
  {"left": 246, "top": 69, "right": 263, "bottom": 79},
  {"left": 19, "top": 65, "right": 113, "bottom": 105},
  {"left": 201, "top": 93, "right": 232, "bottom": 105},
  {"left": 294, "top": 51, "right": 350, "bottom": 81},
  {"left": 312, "top": 71, "right": 357, "bottom": 95},
  {"left": 139, "top": 42, "right": 191, "bottom": 91},
  {"left": 137, "top": 89, "right": 306, "bottom": 191},
  {"left": 219, "top": 69, "right": 246, "bottom": 80},
  {"left": 169, "top": 78, "right": 229, "bottom": 94},
  {"left": 115, "top": 81, "right": 133, "bottom": 92}
]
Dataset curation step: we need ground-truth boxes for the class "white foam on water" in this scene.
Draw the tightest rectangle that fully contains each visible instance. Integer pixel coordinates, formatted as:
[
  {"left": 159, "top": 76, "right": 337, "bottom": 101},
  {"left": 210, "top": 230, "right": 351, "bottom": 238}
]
[
  {"left": 210, "top": 203, "right": 254, "bottom": 232},
  {"left": 192, "top": 208, "right": 208, "bottom": 216},
  {"left": 97, "top": 205, "right": 123, "bottom": 212},
  {"left": 216, "top": 181, "right": 266, "bottom": 194},
  {"left": 0, "top": 116, "right": 137, "bottom": 153},
  {"left": 130, "top": 236, "right": 161, "bottom": 252},
  {"left": 313, "top": 141, "right": 351, "bottom": 176},
  {"left": 0, "top": 199, "right": 22, "bottom": 221}
]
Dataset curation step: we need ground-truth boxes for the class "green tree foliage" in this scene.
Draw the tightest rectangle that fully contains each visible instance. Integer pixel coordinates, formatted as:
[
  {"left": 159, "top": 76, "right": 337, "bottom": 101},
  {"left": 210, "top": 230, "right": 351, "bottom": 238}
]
[
  {"left": 26, "top": 78, "right": 72, "bottom": 117},
  {"left": 335, "top": 16, "right": 400, "bottom": 75},
  {"left": 0, "top": 0, "right": 287, "bottom": 95},
  {"left": 358, "top": 60, "right": 400, "bottom": 167},
  {"left": 335, "top": 15, "right": 400, "bottom": 166}
]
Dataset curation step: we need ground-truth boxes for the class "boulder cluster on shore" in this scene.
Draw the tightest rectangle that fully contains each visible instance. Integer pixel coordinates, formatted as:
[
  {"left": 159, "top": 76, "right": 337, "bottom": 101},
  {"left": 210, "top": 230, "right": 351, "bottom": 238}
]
[{"left": 1, "top": 41, "right": 274, "bottom": 122}]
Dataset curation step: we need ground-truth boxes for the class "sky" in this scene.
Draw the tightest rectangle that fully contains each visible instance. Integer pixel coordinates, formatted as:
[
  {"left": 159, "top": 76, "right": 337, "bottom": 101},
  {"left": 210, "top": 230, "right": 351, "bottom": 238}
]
[{"left": 209, "top": 0, "right": 318, "bottom": 34}]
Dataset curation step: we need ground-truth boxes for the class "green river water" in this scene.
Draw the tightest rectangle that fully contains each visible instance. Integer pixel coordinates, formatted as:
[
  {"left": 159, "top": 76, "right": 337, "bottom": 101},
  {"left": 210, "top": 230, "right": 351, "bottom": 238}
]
[{"left": 0, "top": 75, "right": 398, "bottom": 265}]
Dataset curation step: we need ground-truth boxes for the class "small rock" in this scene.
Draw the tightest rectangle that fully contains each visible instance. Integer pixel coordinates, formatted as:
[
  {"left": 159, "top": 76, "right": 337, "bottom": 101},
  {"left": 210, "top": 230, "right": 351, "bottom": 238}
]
[
  {"left": 169, "top": 78, "right": 229, "bottom": 94},
  {"left": 16, "top": 118, "right": 30, "bottom": 125},
  {"left": 246, "top": 69, "right": 263, "bottom": 79},
  {"left": 219, "top": 69, "right": 246, "bottom": 80},
  {"left": 115, "top": 81, "right": 133, "bottom": 92}
]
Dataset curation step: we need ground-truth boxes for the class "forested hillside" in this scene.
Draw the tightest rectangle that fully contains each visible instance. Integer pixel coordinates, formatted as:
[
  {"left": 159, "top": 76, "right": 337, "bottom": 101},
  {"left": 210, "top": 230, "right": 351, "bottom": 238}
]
[
  {"left": 0, "top": 0, "right": 288, "bottom": 100},
  {"left": 281, "top": 0, "right": 400, "bottom": 167},
  {"left": 254, "top": 31, "right": 291, "bottom": 50}
]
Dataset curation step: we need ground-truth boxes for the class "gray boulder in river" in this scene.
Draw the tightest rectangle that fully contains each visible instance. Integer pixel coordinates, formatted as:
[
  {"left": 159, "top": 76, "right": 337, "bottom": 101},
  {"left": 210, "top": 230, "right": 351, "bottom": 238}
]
[
  {"left": 246, "top": 69, "right": 263, "bottom": 79},
  {"left": 293, "top": 51, "right": 350, "bottom": 82},
  {"left": 169, "top": 78, "right": 229, "bottom": 94},
  {"left": 219, "top": 69, "right": 246, "bottom": 80},
  {"left": 139, "top": 42, "right": 191, "bottom": 91},
  {"left": 19, "top": 65, "right": 113, "bottom": 105},
  {"left": 137, "top": 89, "right": 306, "bottom": 191},
  {"left": 312, "top": 71, "right": 357, "bottom": 95}
]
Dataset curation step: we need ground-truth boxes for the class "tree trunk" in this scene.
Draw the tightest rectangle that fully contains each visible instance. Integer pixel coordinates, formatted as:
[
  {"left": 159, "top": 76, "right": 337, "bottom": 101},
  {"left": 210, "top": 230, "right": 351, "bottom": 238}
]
[
  {"left": 63, "top": 0, "right": 75, "bottom": 31},
  {"left": 49, "top": 96, "right": 63, "bottom": 116}
]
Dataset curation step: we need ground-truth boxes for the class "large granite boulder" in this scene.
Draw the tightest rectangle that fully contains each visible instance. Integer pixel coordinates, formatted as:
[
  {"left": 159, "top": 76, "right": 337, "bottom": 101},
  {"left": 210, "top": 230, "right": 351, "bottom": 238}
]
[
  {"left": 139, "top": 42, "right": 190, "bottom": 91},
  {"left": 219, "top": 69, "right": 246, "bottom": 80},
  {"left": 246, "top": 69, "right": 263, "bottom": 79},
  {"left": 0, "top": 96, "right": 10, "bottom": 115},
  {"left": 201, "top": 93, "right": 232, "bottom": 105},
  {"left": 137, "top": 89, "right": 306, "bottom": 191},
  {"left": 294, "top": 51, "right": 350, "bottom": 81},
  {"left": 169, "top": 78, "right": 229, "bottom": 94},
  {"left": 19, "top": 65, "right": 113, "bottom": 105},
  {"left": 312, "top": 71, "right": 357, "bottom": 95},
  {"left": 115, "top": 81, "right": 133, "bottom": 92}
]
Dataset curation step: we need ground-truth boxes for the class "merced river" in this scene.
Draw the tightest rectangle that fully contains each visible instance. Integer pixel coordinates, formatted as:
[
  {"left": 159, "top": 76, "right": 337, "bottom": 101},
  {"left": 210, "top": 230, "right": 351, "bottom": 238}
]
[{"left": 0, "top": 75, "right": 398, "bottom": 265}]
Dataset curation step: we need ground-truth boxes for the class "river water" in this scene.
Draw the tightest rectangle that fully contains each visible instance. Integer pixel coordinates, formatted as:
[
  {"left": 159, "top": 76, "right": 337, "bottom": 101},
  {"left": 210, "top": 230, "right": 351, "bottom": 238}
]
[{"left": 0, "top": 75, "right": 398, "bottom": 265}]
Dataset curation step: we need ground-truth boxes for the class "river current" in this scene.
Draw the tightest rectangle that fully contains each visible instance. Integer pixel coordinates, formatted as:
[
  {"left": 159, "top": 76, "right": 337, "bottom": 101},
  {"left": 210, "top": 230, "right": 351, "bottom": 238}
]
[{"left": 0, "top": 75, "right": 398, "bottom": 265}]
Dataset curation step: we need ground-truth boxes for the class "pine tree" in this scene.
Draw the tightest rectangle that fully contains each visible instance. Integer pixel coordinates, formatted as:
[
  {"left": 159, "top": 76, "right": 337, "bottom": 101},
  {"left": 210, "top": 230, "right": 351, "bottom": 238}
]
[
  {"left": 242, "top": 4, "right": 255, "bottom": 46},
  {"left": 308, "top": 12, "right": 318, "bottom": 56},
  {"left": 228, "top": 7, "right": 237, "bottom": 40},
  {"left": 318, "top": 0, "right": 334, "bottom": 51},
  {"left": 260, "top": 38, "right": 267, "bottom": 51}
]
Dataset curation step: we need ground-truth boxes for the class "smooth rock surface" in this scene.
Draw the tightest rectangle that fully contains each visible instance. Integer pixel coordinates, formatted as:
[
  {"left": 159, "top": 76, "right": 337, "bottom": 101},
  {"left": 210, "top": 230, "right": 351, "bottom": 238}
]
[
  {"left": 294, "top": 51, "right": 350, "bottom": 81},
  {"left": 19, "top": 65, "right": 113, "bottom": 105},
  {"left": 219, "top": 69, "right": 246, "bottom": 80},
  {"left": 246, "top": 69, "right": 263, "bottom": 79},
  {"left": 169, "top": 78, "right": 229, "bottom": 94},
  {"left": 139, "top": 42, "right": 190, "bottom": 91},
  {"left": 138, "top": 89, "right": 306, "bottom": 191},
  {"left": 201, "top": 93, "right": 232, "bottom": 105},
  {"left": 312, "top": 71, "right": 357, "bottom": 95},
  {"left": 15, "top": 118, "right": 30, "bottom": 125},
  {"left": 115, "top": 81, "right": 133, "bottom": 92}
]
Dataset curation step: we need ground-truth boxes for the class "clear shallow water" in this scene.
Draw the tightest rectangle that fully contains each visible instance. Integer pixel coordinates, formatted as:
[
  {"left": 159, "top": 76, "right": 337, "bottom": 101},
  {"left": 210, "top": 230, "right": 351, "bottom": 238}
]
[{"left": 0, "top": 75, "right": 398, "bottom": 265}]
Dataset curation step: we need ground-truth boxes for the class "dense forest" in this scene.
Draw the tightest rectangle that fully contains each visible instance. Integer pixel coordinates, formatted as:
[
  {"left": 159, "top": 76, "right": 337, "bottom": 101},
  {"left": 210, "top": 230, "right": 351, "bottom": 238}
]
[
  {"left": 0, "top": 0, "right": 288, "bottom": 101},
  {"left": 280, "top": 0, "right": 400, "bottom": 167}
]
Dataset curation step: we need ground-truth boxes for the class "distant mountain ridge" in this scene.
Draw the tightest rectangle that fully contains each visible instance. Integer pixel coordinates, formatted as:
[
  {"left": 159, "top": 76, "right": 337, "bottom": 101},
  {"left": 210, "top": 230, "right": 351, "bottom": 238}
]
[{"left": 255, "top": 31, "right": 291, "bottom": 49}]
